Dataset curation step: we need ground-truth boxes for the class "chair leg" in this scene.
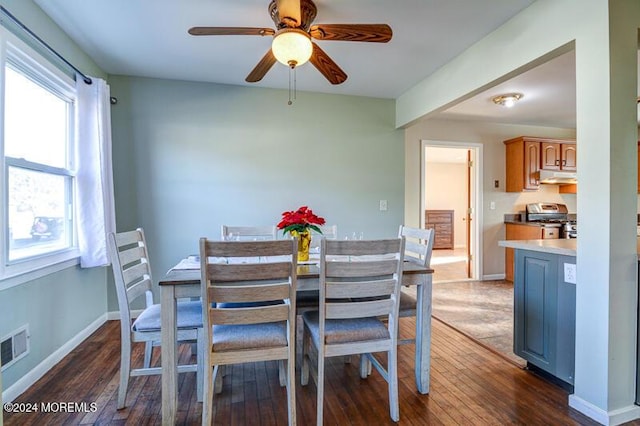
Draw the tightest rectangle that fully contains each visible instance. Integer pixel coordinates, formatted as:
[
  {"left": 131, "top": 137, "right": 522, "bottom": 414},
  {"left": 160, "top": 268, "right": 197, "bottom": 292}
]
[
  {"left": 202, "top": 364, "right": 214, "bottom": 426},
  {"left": 301, "top": 325, "right": 309, "bottom": 386},
  {"left": 316, "top": 351, "right": 325, "bottom": 426},
  {"left": 196, "top": 329, "right": 204, "bottom": 402},
  {"left": 143, "top": 341, "right": 153, "bottom": 368},
  {"left": 214, "top": 364, "right": 224, "bottom": 394},
  {"left": 286, "top": 358, "right": 296, "bottom": 426},
  {"left": 117, "top": 337, "right": 131, "bottom": 409},
  {"left": 278, "top": 359, "right": 286, "bottom": 387},
  {"left": 359, "top": 354, "right": 371, "bottom": 379},
  {"left": 388, "top": 349, "right": 399, "bottom": 422}
]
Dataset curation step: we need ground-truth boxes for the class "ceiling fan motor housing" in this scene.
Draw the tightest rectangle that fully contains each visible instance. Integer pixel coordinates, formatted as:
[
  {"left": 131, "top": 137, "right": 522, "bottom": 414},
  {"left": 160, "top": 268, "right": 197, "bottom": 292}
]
[{"left": 269, "top": 0, "right": 317, "bottom": 30}]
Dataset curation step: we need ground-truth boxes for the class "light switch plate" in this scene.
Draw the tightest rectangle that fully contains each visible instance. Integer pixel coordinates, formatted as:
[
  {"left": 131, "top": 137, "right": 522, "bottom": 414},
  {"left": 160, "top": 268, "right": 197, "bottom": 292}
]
[
  {"left": 379, "top": 200, "right": 388, "bottom": 211},
  {"left": 564, "top": 263, "right": 577, "bottom": 284}
]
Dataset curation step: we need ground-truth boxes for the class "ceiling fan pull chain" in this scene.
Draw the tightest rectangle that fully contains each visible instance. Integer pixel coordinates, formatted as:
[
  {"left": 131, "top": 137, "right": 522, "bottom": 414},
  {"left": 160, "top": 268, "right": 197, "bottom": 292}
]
[{"left": 288, "top": 65, "right": 293, "bottom": 105}]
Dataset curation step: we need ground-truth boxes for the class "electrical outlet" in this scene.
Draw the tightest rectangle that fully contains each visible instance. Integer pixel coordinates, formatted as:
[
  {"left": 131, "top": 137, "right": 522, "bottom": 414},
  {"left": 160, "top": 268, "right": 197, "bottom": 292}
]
[
  {"left": 564, "top": 263, "right": 577, "bottom": 284},
  {"left": 379, "top": 200, "right": 388, "bottom": 211},
  {"left": 490, "top": 201, "right": 496, "bottom": 210}
]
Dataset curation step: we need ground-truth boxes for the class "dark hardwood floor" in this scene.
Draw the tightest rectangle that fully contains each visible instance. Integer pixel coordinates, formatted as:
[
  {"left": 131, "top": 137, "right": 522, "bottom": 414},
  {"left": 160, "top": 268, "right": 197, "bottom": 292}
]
[{"left": 4, "top": 318, "right": 617, "bottom": 425}]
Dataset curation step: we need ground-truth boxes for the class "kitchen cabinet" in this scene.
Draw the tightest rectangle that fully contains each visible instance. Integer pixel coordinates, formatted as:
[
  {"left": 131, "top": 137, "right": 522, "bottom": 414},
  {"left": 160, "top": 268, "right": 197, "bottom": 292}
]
[
  {"left": 504, "top": 223, "right": 559, "bottom": 282},
  {"left": 505, "top": 137, "right": 541, "bottom": 192},
  {"left": 425, "top": 210, "right": 454, "bottom": 249},
  {"left": 540, "top": 141, "right": 577, "bottom": 171},
  {"left": 504, "top": 136, "right": 577, "bottom": 192},
  {"left": 514, "top": 249, "right": 576, "bottom": 385}
]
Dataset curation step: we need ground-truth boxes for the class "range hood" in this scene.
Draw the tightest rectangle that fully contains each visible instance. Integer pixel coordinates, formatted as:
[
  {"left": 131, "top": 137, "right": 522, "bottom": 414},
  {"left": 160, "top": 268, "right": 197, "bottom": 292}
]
[{"left": 538, "top": 170, "right": 578, "bottom": 185}]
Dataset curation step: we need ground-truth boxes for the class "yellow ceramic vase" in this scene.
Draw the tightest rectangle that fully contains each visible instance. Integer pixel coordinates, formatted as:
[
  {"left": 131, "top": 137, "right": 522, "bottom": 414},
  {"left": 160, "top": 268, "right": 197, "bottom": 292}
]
[{"left": 290, "top": 229, "right": 311, "bottom": 262}]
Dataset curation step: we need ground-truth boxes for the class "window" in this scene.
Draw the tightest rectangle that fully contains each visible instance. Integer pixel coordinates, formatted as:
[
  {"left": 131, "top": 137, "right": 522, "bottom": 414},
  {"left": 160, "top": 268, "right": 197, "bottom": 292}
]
[{"left": 1, "top": 30, "right": 78, "bottom": 282}]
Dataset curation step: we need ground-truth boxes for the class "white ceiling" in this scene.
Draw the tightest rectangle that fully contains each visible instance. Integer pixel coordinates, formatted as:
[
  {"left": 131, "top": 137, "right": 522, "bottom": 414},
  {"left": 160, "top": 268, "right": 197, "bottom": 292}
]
[
  {"left": 32, "top": 0, "right": 639, "bottom": 129},
  {"left": 34, "top": 1, "right": 534, "bottom": 97}
]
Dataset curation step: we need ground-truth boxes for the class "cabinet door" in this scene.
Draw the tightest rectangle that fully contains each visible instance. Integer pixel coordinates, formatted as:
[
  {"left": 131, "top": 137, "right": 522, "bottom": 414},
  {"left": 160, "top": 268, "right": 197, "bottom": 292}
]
[
  {"left": 514, "top": 250, "right": 557, "bottom": 374},
  {"left": 523, "top": 141, "right": 540, "bottom": 190},
  {"left": 541, "top": 142, "right": 561, "bottom": 170},
  {"left": 561, "top": 144, "right": 577, "bottom": 171}
]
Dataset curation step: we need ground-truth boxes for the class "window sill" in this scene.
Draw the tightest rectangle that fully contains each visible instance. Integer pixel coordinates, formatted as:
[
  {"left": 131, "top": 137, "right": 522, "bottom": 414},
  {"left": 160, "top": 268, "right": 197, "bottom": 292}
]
[{"left": 0, "top": 253, "right": 80, "bottom": 291}]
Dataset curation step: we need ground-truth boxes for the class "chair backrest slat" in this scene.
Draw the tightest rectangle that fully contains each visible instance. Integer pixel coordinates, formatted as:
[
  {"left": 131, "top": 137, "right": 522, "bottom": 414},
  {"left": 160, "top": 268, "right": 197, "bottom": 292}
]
[
  {"left": 122, "top": 262, "right": 150, "bottom": 287},
  {"left": 326, "top": 299, "right": 394, "bottom": 319},
  {"left": 119, "top": 245, "right": 147, "bottom": 267},
  {"left": 210, "top": 304, "right": 289, "bottom": 325},
  {"left": 127, "top": 278, "right": 153, "bottom": 302},
  {"left": 325, "top": 259, "right": 399, "bottom": 278},
  {"left": 209, "top": 282, "right": 290, "bottom": 303},
  {"left": 325, "top": 279, "right": 396, "bottom": 299},
  {"left": 204, "top": 240, "right": 292, "bottom": 257},
  {"left": 207, "top": 262, "right": 292, "bottom": 282}
]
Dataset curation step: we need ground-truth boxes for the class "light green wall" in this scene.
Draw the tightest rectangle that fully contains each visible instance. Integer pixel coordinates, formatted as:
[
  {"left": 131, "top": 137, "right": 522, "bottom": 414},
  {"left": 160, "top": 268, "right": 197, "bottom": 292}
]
[
  {"left": 107, "top": 76, "right": 404, "bottom": 310},
  {"left": 0, "top": 1, "right": 109, "bottom": 394}
]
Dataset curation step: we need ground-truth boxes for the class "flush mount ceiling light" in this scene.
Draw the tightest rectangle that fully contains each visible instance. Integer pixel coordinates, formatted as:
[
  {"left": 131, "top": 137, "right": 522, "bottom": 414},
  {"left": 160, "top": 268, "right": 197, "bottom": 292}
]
[
  {"left": 271, "top": 28, "right": 313, "bottom": 68},
  {"left": 492, "top": 93, "right": 523, "bottom": 108}
]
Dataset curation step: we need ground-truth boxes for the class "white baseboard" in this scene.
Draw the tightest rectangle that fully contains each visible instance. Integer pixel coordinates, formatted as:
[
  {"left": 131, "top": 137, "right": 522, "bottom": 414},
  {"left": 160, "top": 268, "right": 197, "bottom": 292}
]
[
  {"left": 2, "top": 314, "right": 107, "bottom": 403},
  {"left": 107, "top": 309, "right": 143, "bottom": 321},
  {"left": 569, "top": 394, "right": 640, "bottom": 425},
  {"left": 482, "top": 273, "right": 506, "bottom": 281}
]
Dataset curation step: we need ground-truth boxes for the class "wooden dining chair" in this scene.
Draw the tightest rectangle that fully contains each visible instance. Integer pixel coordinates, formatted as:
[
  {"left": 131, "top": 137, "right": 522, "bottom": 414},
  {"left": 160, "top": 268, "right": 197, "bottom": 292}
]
[
  {"left": 297, "top": 224, "right": 338, "bottom": 313},
  {"left": 200, "top": 238, "right": 298, "bottom": 426},
  {"left": 107, "top": 228, "right": 204, "bottom": 409},
  {"left": 221, "top": 225, "right": 277, "bottom": 241},
  {"left": 397, "top": 225, "right": 434, "bottom": 345},
  {"left": 300, "top": 237, "right": 405, "bottom": 424}
]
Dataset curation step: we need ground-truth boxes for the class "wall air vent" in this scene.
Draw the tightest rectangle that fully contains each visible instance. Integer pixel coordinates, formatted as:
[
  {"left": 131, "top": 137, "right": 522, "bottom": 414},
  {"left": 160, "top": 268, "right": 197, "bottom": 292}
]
[{"left": 1, "top": 325, "right": 29, "bottom": 371}]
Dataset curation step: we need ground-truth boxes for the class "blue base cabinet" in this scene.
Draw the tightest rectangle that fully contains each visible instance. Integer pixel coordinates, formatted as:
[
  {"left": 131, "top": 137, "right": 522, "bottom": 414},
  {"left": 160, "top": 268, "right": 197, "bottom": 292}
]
[{"left": 514, "top": 249, "right": 576, "bottom": 385}]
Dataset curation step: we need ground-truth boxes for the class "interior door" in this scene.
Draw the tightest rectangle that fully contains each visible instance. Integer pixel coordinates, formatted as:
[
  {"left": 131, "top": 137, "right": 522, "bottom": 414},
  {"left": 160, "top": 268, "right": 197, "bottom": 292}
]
[{"left": 466, "top": 150, "right": 472, "bottom": 278}]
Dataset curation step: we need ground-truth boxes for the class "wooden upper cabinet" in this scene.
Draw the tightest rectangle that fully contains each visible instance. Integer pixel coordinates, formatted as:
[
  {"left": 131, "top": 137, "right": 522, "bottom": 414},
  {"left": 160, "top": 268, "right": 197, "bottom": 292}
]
[
  {"left": 505, "top": 137, "right": 540, "bottom": 192},
  {"left": 561, "top": 144, "right": 577, "bottom": 171},
  {"left": 505, "top": 136, "right": 577, "bottom": 192},
  {"left": 541, "top": 142, "right": 561, "bottom": 170},
  {"left": 541, "top": 141, "right": 576, "bottom": 171}
]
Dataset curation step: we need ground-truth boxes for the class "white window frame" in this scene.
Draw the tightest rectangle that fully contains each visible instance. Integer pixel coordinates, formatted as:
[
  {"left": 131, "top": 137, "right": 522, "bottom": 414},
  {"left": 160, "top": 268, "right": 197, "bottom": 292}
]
[{"left": 0, "top": 28, "right": 79, "bottom": 290}]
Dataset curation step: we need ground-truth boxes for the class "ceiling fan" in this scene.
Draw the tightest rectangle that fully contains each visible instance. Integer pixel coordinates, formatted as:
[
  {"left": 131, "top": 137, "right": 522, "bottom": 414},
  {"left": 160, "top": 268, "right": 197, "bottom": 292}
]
[{"left": 188, "top": 0, "right": 392, "bottom": 85}]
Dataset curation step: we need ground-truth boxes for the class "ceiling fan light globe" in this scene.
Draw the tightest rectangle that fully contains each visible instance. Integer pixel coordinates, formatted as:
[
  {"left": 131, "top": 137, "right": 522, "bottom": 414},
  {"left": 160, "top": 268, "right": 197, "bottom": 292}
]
[{"left": 272, "top": 28, "right": 312, "bottom": 67}]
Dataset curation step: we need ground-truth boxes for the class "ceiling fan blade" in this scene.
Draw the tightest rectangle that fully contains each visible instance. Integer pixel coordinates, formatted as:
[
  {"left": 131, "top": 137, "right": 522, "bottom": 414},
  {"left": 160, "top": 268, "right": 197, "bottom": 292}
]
[
  {"left": 275, "top": 0, "right": 301, "bottom": 27},
  {"left": 246, "top": 49, "right": 277, "bottom": 83},
  {"left": 309, "top": 24, "right": 392, "bottom": 43},
  {"left": 188, "top": 27, "right": 275, "bottom": 36},
  {"left": 309, "top": 43, "right": 347, "bottom": 85}
]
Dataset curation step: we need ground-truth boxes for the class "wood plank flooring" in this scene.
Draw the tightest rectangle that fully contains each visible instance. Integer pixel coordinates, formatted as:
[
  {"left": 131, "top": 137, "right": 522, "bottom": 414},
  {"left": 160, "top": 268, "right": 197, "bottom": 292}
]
[{"left": 4, "top": 318, "right": 620, "bottom": 425}]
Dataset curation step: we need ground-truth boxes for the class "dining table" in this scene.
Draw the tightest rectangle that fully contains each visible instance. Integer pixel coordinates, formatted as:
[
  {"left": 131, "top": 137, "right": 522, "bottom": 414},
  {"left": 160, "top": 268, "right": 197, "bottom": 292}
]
[{"left": 159, "top": 256, "right": 434, "bottom": 425}]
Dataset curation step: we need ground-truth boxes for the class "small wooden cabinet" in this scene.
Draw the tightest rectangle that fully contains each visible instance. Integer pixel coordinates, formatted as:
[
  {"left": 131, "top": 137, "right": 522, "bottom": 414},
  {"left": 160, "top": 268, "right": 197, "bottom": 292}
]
[
  {"left": 540, "top": 141, "right": 576, "bottom": 171},
  {"left": 505, "top": 136, "right": 577, "bottom": 192},
  {"left": 425, "top": 210, "right": 454, "bottom": 249}
]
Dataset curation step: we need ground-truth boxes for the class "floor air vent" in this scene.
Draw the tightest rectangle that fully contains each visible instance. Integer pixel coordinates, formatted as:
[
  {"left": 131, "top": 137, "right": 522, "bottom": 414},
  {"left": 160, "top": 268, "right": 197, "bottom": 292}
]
[{"left": 1, "top": 325, "right": 29, "bottom": 371}]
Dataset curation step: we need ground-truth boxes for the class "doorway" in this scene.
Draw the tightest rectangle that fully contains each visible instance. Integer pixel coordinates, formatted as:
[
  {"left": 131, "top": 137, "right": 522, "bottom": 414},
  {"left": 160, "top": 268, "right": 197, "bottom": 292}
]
[{"left": 421, "top": 140, "right": 482, "bottom": 282}]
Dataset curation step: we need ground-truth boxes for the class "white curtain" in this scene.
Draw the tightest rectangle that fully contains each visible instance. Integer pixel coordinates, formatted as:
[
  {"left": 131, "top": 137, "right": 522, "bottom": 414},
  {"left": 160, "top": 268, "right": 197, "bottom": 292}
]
[{"left": 75, "top": 75, "right": 116, "bottom": 268}]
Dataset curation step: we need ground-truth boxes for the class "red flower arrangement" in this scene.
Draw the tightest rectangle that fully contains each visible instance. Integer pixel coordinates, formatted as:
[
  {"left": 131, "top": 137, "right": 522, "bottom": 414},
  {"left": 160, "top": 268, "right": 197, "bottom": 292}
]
[{"left": 277, "top": 206, "right": 326, "bottom": 235}]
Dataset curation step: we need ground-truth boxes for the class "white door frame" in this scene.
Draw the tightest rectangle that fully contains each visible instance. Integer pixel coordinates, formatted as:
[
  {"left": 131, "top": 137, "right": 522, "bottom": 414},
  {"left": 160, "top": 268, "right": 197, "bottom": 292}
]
[{"left": 420, "top": 139, "right": 483, "bottom": 280}]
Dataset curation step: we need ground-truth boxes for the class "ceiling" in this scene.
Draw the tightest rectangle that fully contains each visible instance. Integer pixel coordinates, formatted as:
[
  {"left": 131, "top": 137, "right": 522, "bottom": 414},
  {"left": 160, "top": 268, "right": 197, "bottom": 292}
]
[{"left": 32, "top": 0, "right": 638, "bottom": 129}]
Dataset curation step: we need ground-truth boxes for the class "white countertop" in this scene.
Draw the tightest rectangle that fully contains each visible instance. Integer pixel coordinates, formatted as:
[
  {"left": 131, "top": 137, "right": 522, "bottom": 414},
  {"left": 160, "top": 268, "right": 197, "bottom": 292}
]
[{"left": 498, "top": 239, "right": 577, "bottom": 256}]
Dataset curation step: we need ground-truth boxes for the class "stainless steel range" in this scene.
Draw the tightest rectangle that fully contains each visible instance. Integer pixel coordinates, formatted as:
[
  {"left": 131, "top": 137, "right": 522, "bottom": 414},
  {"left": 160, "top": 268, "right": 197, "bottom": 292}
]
[{"left": 525, "top": 203, "right": 576, "bottom": 239}]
